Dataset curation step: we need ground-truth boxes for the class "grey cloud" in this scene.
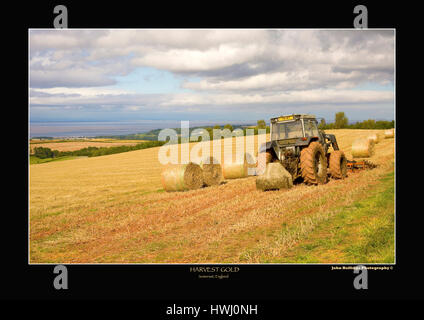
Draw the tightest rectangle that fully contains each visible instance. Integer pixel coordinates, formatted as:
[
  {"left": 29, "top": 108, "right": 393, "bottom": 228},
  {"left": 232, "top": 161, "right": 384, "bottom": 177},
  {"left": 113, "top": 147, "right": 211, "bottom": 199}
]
[
  {"left": 30, "top": 91, "right": 171, "bottom": 109},
  {"left": 29, "top": 89, "right": 81, "bottom": 98},
  {"left": 164, "top": 30, "right": 394, "bottom": 91},
  {"left": 332, "top": 65, "right": 393, "bottom": 74},
  {"left": 30, "top": 29, "right": 394, "bottom": 90},
  {"left": 315, "top": 30, "right": 394, "bottom": 50},
  {"left": 30, "top": 69, "right": 117, "bottom": 88},
  {"left": 30, "top": 48, "right": 135, "bottom": 88},
  {"left": 176, "top": 60, "right": 283, "bottom": 80}
]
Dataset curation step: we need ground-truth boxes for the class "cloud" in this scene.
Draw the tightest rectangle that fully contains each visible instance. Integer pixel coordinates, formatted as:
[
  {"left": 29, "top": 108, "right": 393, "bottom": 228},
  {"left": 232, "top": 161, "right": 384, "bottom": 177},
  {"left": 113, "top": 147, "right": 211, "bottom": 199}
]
[
  {"left": 30, "top": 29, "right": 394, "bottom": 88},
  {"left": 160, "top": 89, "right": 393, "bottom": 107},
  {"left": 29, "top": 29, "right": 395, "bottom": 120},
  {"left": 30, "top": 90, "right": 166, "bottom": 108},
  {"left": 31, "top": 87, "right": 393, "bottom": 111},
  {"left": 30, "top": 68, "right": 117, "bottom": 88}
]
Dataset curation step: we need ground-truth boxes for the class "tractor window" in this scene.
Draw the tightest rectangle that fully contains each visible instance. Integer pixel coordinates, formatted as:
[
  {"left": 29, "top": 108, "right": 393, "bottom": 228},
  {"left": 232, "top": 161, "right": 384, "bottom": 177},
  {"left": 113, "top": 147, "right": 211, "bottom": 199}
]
[
  {"left": 304, "top": 119, "right": 319, "bottom": 137},
  {"left": 272, "top": 121, "right": 304, "bottom": 140}
]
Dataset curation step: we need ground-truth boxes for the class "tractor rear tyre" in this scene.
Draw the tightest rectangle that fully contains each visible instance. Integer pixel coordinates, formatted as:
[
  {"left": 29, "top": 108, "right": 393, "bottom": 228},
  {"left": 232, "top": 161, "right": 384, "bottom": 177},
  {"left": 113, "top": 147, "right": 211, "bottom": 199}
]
[
  {"left": 329, "top": 150, "right": 347, "bottom": 179},
  {"left": 300, "top": 141, "right": 328, "bottom": 185},
  {"left": 256, "top": 151, "right": 273, "bottom": 175}
]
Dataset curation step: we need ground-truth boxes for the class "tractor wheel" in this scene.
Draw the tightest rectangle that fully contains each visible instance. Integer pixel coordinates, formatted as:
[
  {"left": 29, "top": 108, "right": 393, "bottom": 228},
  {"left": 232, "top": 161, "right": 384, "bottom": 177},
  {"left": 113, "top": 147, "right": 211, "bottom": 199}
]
[
  {"left": 300, "top": 141, "right": 328, "bottom": 185},
  {"left": 256, "top": 151, "right": 273, "bottom": 175},
  {"left": 329, "top": 150, "right": 347, "bottom": 179}
]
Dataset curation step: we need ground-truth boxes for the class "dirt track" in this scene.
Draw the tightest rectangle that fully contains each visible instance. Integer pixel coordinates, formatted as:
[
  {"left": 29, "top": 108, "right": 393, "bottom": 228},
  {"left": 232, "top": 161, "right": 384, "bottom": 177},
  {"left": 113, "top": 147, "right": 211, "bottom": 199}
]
[{"left": 29, "top": 129, "right": 395, "bottom": 263}]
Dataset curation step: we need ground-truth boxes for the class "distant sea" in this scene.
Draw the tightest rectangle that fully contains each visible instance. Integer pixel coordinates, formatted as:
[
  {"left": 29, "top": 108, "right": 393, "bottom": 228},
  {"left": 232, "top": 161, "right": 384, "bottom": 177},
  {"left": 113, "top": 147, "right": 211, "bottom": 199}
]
[{"left": 29, "top": 120, "right": 255, "bottom": 138}]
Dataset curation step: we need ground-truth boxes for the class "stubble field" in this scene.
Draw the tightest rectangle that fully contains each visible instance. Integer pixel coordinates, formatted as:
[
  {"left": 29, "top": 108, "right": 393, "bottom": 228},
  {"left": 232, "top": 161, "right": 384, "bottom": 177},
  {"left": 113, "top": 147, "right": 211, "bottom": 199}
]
[{"left": 29, "top": 129, "right": 395, "bottom": 264}]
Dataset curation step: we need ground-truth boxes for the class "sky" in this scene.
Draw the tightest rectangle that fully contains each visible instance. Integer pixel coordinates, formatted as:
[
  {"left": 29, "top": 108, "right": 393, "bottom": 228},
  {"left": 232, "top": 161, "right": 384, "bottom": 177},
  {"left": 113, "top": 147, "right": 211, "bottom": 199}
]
[{"left": 29, "top": 29, "right": 395, "bottom": 123}]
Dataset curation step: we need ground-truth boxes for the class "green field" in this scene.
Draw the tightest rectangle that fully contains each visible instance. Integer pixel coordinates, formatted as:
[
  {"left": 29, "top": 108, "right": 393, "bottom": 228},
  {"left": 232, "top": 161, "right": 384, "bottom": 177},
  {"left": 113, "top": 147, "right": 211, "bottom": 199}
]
[{"left": 29, "top": 155, "right": 85, "bottom": 165}]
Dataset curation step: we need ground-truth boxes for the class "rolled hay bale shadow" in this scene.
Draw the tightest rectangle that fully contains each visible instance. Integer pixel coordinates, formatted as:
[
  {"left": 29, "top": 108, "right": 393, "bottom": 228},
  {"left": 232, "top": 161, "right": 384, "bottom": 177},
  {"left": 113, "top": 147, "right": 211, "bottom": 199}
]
[
  {"left": 200, "top": 156, "right": 223, "bottom": 187},
  {"left": 222, "top": 153, "right": 256, "bottom": 179},
  {"left": 256, "top": 162, "right": 293, "bottom": 191},
  {"left": 384, "top": 128, "right": 395, "bottom": 139},
  {"left": 161, "top": 162, "right": 203, "bottom": 192},
  {"left": 351, "top": 138, "right": 375, "bottom": 158}
]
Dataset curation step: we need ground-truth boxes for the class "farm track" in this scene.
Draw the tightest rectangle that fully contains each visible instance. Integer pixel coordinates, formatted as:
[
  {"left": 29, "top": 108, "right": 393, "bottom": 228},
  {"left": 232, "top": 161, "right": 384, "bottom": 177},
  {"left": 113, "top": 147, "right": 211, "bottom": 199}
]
[{"left": 29, "top": 129, "right": 395, "bottom": 263}]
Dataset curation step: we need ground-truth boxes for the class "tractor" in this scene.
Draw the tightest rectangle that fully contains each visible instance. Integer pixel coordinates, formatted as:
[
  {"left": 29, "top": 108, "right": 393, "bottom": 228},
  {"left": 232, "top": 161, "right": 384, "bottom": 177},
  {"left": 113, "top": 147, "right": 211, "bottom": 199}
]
[{"left": 257, "top": 114, "right": 347, "bottom": 185}]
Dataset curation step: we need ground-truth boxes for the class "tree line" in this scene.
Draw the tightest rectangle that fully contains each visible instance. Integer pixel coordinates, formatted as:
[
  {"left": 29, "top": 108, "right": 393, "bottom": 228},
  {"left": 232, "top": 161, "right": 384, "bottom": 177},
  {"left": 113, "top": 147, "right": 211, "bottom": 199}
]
[
  {"left": 318, "top": 112, "right": 394, "bottom": 130},
  {"left": 32, "top": 140, "right": 167, "bottom": 159}
]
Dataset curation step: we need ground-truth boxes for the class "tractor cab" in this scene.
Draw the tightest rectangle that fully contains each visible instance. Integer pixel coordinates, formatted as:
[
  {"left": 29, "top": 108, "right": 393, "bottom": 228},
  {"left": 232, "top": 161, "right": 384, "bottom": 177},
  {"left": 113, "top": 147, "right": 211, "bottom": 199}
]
[
  {"left": 266, "top": 114, "right": 337, "bottom": 157},
  {"left": 270, "top": 114, "right": 321, "bottom": 142}
]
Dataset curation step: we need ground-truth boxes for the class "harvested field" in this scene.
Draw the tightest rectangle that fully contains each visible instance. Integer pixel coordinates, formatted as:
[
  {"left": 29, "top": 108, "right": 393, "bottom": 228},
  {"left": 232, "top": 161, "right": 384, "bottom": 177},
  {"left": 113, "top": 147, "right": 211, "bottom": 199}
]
[{"left": 29, "top": 129, "right": 395, "bottom": 263}]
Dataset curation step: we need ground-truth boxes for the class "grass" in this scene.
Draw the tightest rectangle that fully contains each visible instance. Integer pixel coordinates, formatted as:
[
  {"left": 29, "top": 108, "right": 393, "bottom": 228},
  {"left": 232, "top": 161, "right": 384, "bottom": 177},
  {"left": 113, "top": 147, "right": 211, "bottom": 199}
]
[
  {"left": 30, "top": 155, "right": 84, "bottom": 164},
  {"left": 343, "top": 172, "right": 395, "bottom": 263},
  {"left": 265, "top": 170, "right": 395, "bottom": 263}
]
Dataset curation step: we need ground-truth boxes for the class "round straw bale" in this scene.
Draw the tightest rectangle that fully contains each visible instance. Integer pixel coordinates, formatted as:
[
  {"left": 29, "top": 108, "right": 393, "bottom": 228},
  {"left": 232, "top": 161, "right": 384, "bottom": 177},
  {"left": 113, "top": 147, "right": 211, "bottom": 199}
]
[
  {"left": 161, "top": 162, "right": 203, "bottom": 192},
  {"left": 351, "top": 138, "right": 375, "bottom": 158},
  {"left": 222, "top": 157, "right": 248, "bottom": 180},
  {"left": 200, "top": 156, "right": 223, "bottom": 186},
  {"left": 384, "top": 128, "right": 395, "bottom": 139},
  {"left": 367, "top": 133, "right": 381, "bottom": 144},
  {"left": 256, "top": 162, "right": 293, "bottom": 191}
]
